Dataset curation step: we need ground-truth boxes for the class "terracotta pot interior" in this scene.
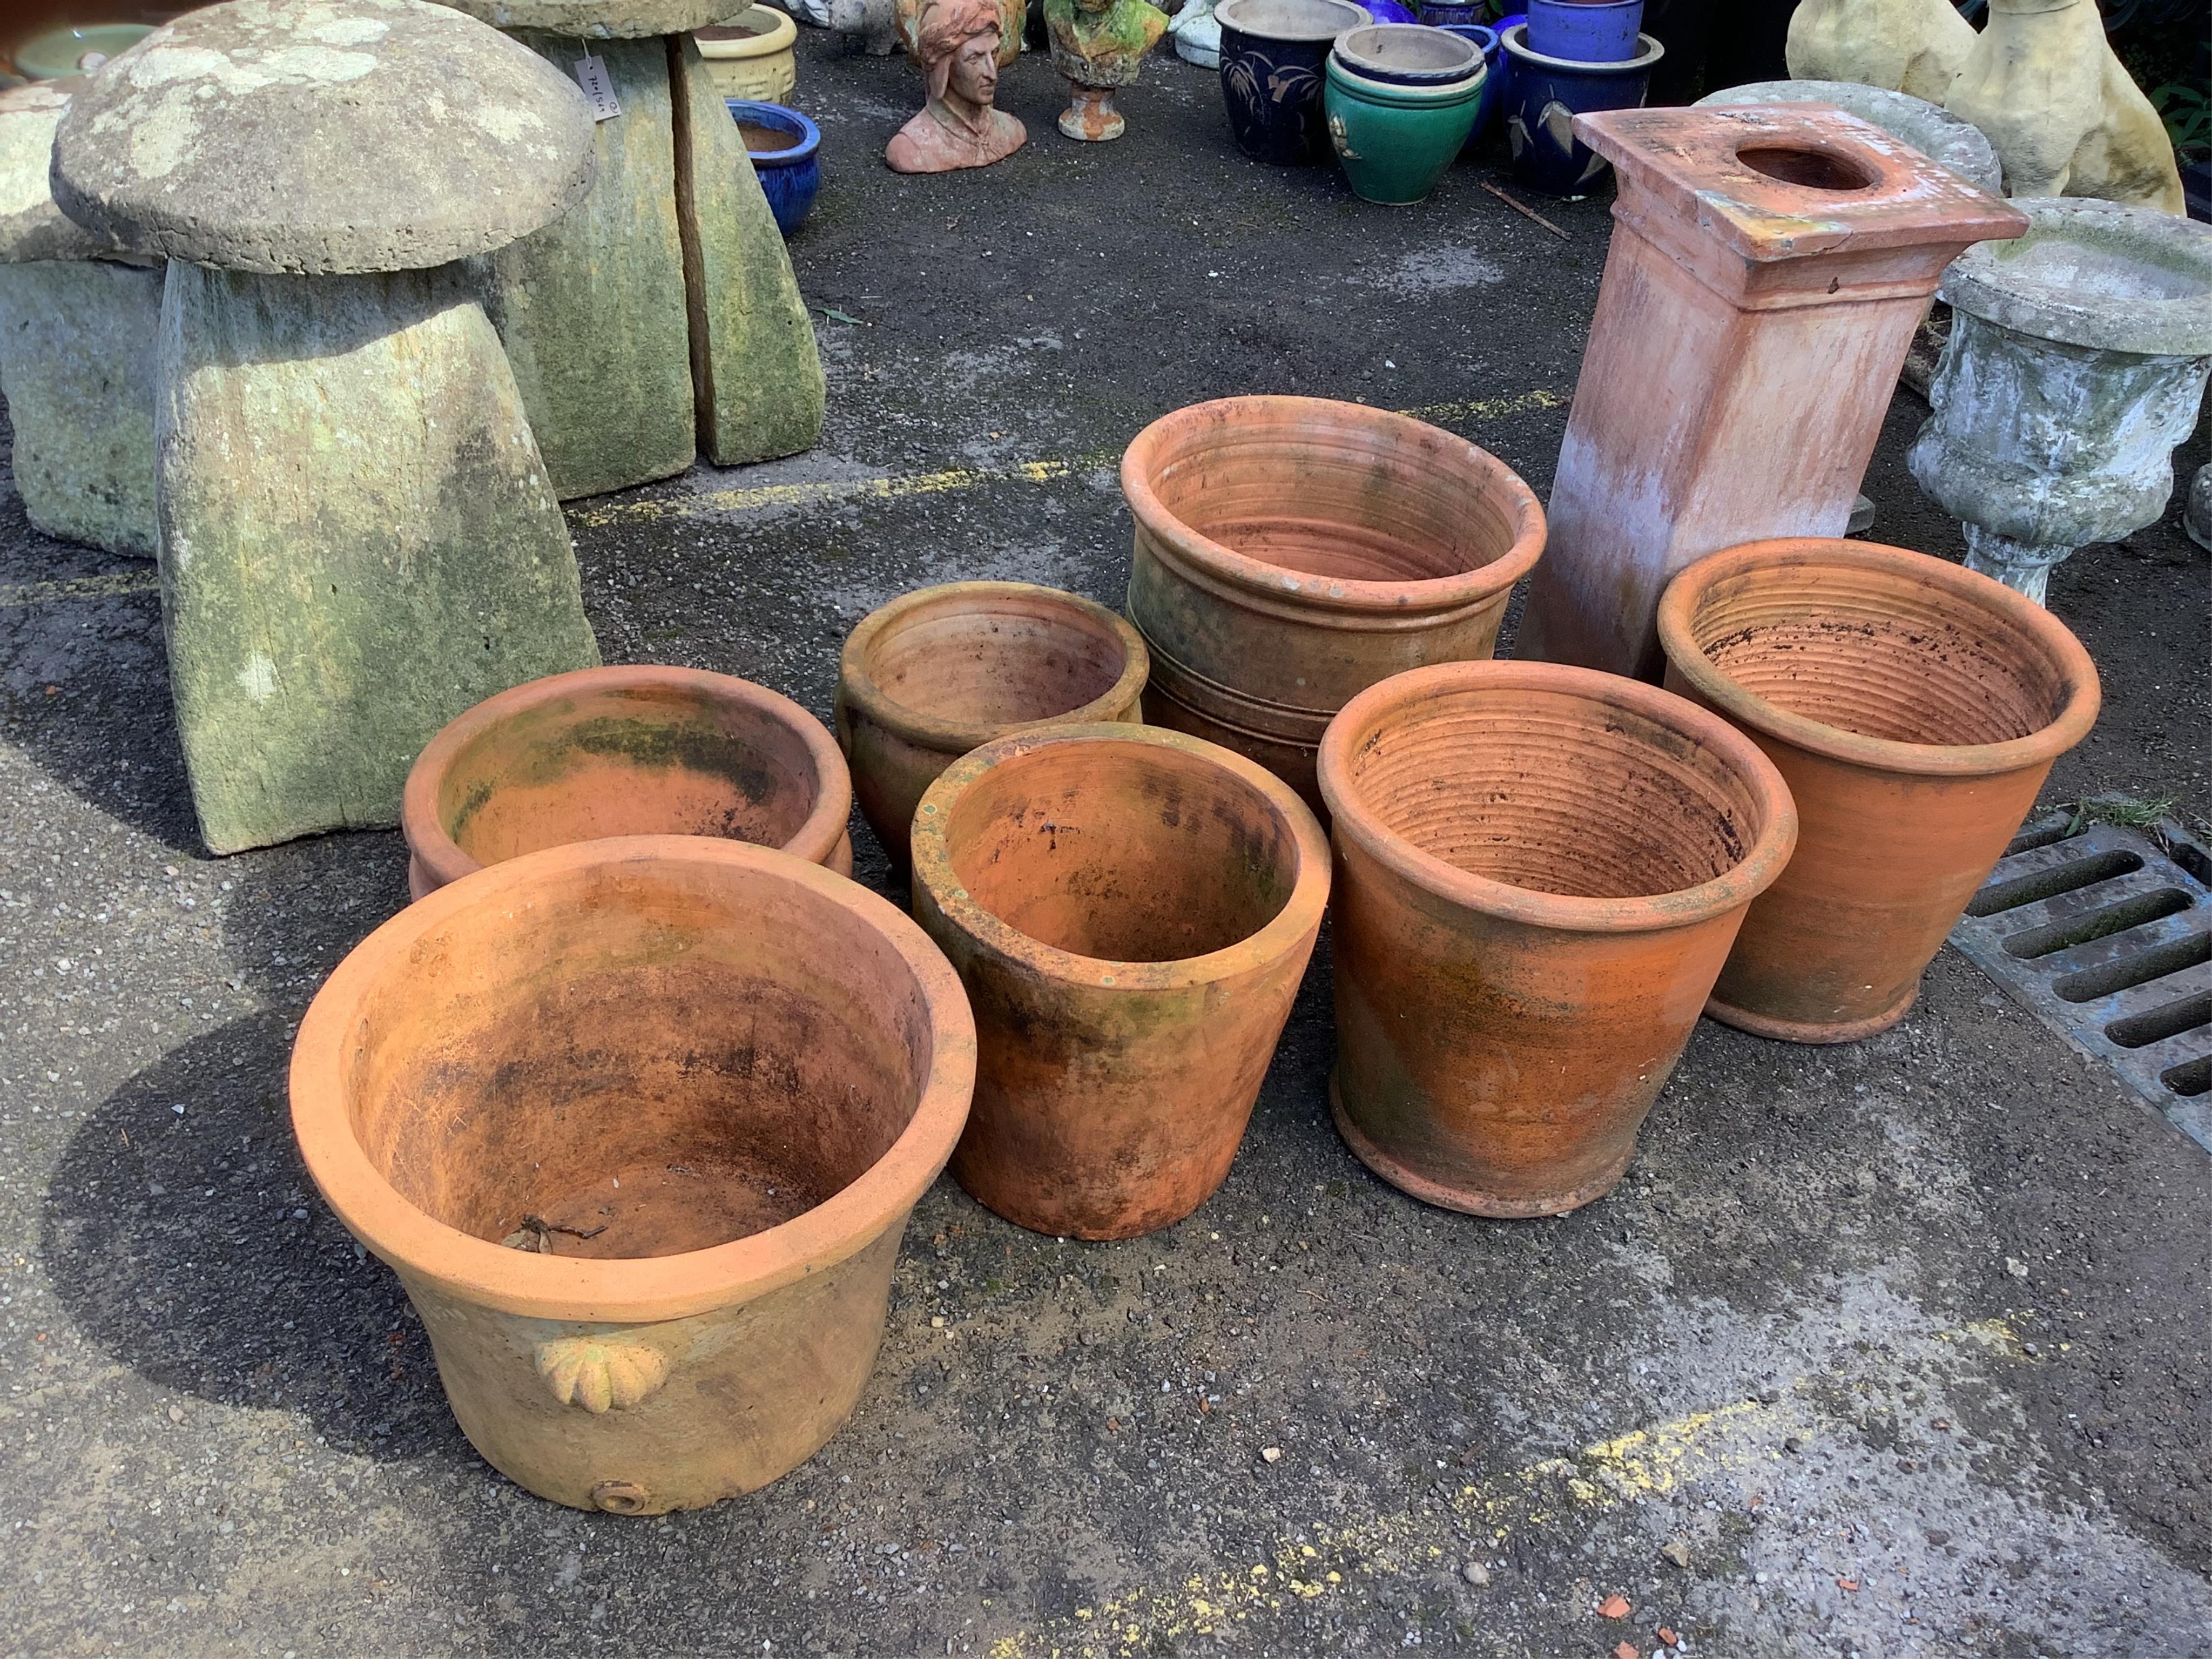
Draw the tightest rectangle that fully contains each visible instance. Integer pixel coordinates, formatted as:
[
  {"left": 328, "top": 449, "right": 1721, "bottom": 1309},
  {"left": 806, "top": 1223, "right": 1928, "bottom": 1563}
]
[
  {"left": 1342, "top": 685, "right": 1768, "bottom": 900},
  {"left": 945, "top": 741, "right": 1302, "bottom": 962},
  {"left": 862, "top": 594, "right": 1130, "bottom": 731},
  {"left": 1735, "top": 143, "right": 1876, "bottom": 192},
  {"left": 435, "top": 683, "right": 828, "bottom": 866},
  {"left": 1682, "top": 562, "right": 2074, "bottom": 747},
  {"left": 1145, "top": 409, "right": 1522, "bottom": 585},
  {"left": 345, "top": 864, "right": 933, "bottom": 1259}
]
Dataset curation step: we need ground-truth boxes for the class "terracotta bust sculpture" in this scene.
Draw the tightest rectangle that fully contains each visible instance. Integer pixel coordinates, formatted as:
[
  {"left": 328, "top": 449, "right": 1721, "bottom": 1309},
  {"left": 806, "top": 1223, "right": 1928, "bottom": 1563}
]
[{"left": 887, "top": 0, "right": 1027, "bottom": 173}]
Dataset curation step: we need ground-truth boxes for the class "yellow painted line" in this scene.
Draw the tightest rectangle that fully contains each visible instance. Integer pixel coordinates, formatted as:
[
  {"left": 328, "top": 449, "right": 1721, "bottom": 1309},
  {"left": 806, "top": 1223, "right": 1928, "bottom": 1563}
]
[{"left": 0, "top": 569, "right": 161, "bottom": 609}]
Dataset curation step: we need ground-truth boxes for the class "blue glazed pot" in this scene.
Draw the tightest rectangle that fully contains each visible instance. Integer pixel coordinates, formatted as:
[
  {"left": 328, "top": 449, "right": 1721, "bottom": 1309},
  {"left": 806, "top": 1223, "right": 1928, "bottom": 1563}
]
[
  {"left": 1414, "top": 0, "right": 1481, "bottom": 22},
  {"left": 1435, "top": 23, "right": 1500, "bottom": 146},
  {"left": 1359, "top": 0, "right": 1421, "bottom": 21},
  {"left": 1523, "top": 0, "right": 1643, "bottom": 62},
  {"left": 1499, "top": 24, "right": 1660, "bottom": 194},
  {"left": 1217, "top": 0, "right": 1372, "bottom": 166},
  {"left": 1489, "top": 12, "right": 1523, "bottom": 112},
  {"left": 727, "top": 99, "right": 821, "bottom": 236}
]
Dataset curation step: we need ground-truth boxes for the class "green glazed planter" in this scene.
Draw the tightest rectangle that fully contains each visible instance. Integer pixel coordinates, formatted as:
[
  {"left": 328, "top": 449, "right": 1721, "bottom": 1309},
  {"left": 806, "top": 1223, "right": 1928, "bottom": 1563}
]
[{"left": 1324, "top": 54, "right": 1483, "bottom": 205}]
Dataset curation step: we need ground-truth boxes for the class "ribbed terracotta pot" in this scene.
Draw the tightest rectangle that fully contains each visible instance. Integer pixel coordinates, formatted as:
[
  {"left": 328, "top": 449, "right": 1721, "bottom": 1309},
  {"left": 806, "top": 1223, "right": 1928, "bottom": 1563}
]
[
  {"left": 835, "top": 582, "right": 1150, "bottom": 866},
  {"left": 911, "top": 723, "right": 1330, "bottom": 1239},
  {"left": 402, "top": 665, "right": 853, "bottom": 900},
  {"left": 290, "top": 837, "right": 976, "bottom": 1514},
  {"left": 1122, "top": 395, "right": 1546, "bottom": 812},
  {"left": 1318, "top": 662, "right": 1797, "bottom": 1216},
  {"left": 1657, "top": 537, "right": 2100, "bottom": 1042}
]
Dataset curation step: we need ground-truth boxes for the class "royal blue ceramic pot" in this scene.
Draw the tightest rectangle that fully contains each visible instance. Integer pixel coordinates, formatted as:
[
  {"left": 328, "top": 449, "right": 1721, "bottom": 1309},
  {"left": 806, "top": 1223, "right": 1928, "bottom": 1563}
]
[
  {"left": 1218, "top": 0, "right": 1372, "bottom": 165},
  {"left": 1499, "top": 25, "right": 1660, "bottom": 194},
  {"left": 727, "top": 99, "right": 821, "bottom": 236},
  {"left": 1359, "top": 0, "right": 1421, "bottom": 22},
  {"left": 1414, "top": 0, "right": 1481, "bottom": 22},
  {"left": 1523, "top": 0, "right": 1643, "bottom": 62},
  {"left": 1435, "top": 23, "right": 1500, "bottom": 144}
]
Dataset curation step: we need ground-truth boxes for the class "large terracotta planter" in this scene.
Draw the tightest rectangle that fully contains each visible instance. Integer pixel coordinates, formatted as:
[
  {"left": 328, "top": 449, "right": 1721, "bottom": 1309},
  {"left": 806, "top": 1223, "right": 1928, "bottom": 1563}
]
[
  {"left": 1122, "top": 395, "right": 1545, "bottom": 812},
  {"left": 911, "top": 723, "right": 1330, "bottom": 1239},
  {"left": 835, "top": 582, "right": 1149, "bottom": 866},
  {"left": 290, "top": 837, "right": 976, "bottom": 1514},
  {"left": 1318, "top": 662, "right": 1796, "bottom": 1216},
  {"left": 403, "top": 665, "right": 853, "bottom": 900},
  {"left": 1657, "top": 538, "right": 2100, "bottom": 1041}
]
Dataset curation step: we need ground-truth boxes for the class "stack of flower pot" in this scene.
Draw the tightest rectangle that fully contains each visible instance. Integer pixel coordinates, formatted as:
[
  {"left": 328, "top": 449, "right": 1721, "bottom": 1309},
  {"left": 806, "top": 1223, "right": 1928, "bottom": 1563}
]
[
  {"left": 1324, "top": 23, "right": 1487, "bottom": 205},
  {"left": 1498, "top": 0, "right": 1662, "bottom": 195}
]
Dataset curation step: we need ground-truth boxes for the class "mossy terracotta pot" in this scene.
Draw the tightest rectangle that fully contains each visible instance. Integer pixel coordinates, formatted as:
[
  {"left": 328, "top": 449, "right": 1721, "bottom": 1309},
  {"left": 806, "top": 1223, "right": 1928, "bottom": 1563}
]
[
  {"left": 1122, "top": 395, "right": 1545, "bottom": 813},
  {"left": 290, "top": 836, "right": 976, "bottom": 1514},
  {"left": 912, "top": 724, "right": 1330, "bottom": 1239},
  {"left": 1318, "top": 661, "right": 1796, "bottom": 1216},
  {"left": 835, "top": 582, "right": 1150, "bottom": 867},
  {"left": 402, "top": 665, "right": 852, "bottom": 900},
  {"left": 1657, "top": 538, "right": 2100, "bottom": 1042}
]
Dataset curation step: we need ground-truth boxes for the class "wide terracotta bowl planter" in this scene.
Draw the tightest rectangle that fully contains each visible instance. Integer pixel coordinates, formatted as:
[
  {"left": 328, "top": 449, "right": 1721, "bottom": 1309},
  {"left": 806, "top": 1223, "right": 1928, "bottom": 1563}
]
[
  {"left": 402, "top": 665, "right": 853, "bottom": 900},
  {"left": 1657, "top": 538, "right": 2100, "bottom": 1042},
  {"left": 1122, "top": 395, "right": 1545, "bottom": 812},
  {"left": 835, "top": 582, "right": 1150, "bottom": 866},
  {"left": 1318, "top": 661, "right": 1796, "bottom": 1216},
  {"left": 289, "top": 837, "right": 976, "bottom": 1514},
  {"left": 911, "top": 723, "right": 1330, "bottom": 1239}
]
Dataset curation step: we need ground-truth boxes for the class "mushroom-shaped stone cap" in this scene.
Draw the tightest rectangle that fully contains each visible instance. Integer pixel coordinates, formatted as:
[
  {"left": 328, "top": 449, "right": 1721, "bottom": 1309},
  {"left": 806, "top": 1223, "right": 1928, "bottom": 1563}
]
[
  {"left": 0, "top": 83, "right": 125, "bottom": 262},
  {"left": 1694, "top": 79, "right": 2002, "bottom": 199},
  {"left": 1941, "top": 197, "right": 2212, "bottom": 358},
  {"left": 51, "top": 0, "right": 598, "bottom": 275},
  {"left": 428, "top": 0, "right": 736, "bottom": 38}
]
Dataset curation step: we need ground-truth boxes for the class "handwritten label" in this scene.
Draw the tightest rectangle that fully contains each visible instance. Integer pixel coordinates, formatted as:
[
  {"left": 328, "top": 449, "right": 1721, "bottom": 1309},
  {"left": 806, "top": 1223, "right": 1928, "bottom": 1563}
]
[{"left": 575, "top": 55, "right": 621, "bottom": 122}]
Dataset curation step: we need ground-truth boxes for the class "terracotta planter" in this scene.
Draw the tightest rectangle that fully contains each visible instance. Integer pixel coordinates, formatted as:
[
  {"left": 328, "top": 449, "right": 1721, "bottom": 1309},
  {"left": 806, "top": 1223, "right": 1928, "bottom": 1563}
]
[
  {"left": 1122, "top": 395, "right": 1545, "bottom": 812},
  {"left": 1657, "top": 537, "right": 2100, "bottom": 1041},
  {"left": 290, "top": 837, "right": 976, "bottom": 1514},
  {"left": 1318, "top": 662, "right": 1796, "bottom": 1215},
  {"left": 835, "top": 582, "right": 1149, "bottom": 866},
  {"left": 403, "top": 665, "right": 852, "bottom": 900},
  {"left": 911, "top": 723, "right": 1330, "bottom": 1239}
]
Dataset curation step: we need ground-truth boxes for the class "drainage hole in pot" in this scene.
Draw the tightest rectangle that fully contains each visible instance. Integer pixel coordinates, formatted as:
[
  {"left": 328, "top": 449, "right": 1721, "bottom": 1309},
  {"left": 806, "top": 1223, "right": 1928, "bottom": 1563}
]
[
  {"left": 869, "top": 610, "right": 1128, "bottom": 726},
  {"left": 1736, "top": 144, "right": 1876, "bottom": 192}
]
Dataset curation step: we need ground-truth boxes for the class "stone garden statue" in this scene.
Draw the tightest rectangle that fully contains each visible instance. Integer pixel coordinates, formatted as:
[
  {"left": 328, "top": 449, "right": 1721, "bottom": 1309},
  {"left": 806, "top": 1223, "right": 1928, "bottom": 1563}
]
[
  {"left": 886, "top": 0, "right": 1027, "bottom": 172},
  {"left": 1784, "top": 0, "right": 1974, "bottom": 105},
  {"left": 1046, "top": 0, "right": 1170, "bottom": 141}
]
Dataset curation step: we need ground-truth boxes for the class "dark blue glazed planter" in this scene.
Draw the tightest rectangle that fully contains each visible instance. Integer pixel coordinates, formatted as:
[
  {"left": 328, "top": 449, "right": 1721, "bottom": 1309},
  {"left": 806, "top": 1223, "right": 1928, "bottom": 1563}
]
[
  {"left": 1523, "top": 0, "right": 1643, "bottom": 62},
  {"left": 1358, "top": 0, "right": 1421, "bottom": 21},
  {"left": 726, "top": 99, "right": 820, "bottom": 237},
  {"left": 1414, "top": 0, "right": 1481, "bottom": 23},
  {"left": 1435, "top": 23, "right": 1501, "bottom": 146},
  {"left": 1499, "top": 24, "right": 1660, "bottom": 194},
  {"left": 1217, "top": 0, "right": 1371, "bottom": 166}
]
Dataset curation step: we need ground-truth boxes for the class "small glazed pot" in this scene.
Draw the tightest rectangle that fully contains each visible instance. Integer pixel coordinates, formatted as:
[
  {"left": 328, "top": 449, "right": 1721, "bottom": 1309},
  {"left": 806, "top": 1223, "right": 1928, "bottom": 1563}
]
[
  {"left": 1332, "top": 21, "right": 1481, "bottom": 82},
  {"left": 1523, "top": 0, "right": 1643, "bottom": 63},
  {"left": 1357, "top": 0, "right": 1421, "bottom": 19},
  {"left": 725, "top": 99, "right": 821, "bottom": 237},
  {"left": 1416, "top": 0, "right": 1483, "bottom": 24},
  {"left": 1319, "top": 661, "right": 1797, "bottom": 1216},
  {"left": 403, "top": 665, "right": 853, "bottom": 900},
  {"left": 1500, "top": 24, "right": 1661, "bottom": 195},
  {"left": 912, "top": 723, "right": 1330, "bottom": 1239},
  {"left": 1657, "top": 538, "right": 2100, "bottom": 1042},
  {"left": 1326, "top": 52, "right": 1485, "bottom": 204},
  {"left": 290, "top": 837, "right": 977, "bottom": 1513},
  {"left": 1434, "top": 23, "right": 1502, "bottom": 146},
  {"left": 1216, "top": 0, "right": 1371, "bottom": 166},
  {"left": 1122, "top": 395, "right": 1545, "bottom": 811},
  {"left": 835, "top": 582, "right": 1150, "bottom": 866}
]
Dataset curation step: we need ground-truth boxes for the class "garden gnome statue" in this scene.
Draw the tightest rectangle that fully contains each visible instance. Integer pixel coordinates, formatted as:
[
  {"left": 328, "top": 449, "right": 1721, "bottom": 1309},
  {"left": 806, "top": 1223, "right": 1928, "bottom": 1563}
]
[
  {"left": 51, "top": 0, "right": 604, "bottom": 855},
  {"left": 1945, "top": 0, "right": 2184, "bottom": 214},
  {"left": 430, "top": 0, "right": 827, "bottom": 499},
  {"left": 1046, "top": 0, "right": 1170, "bottom": 141},
  {"left": 1784, "top": 0, "right": 1974, "bottom": 105},
  {"left": 888, "top": 0, "right": 1026, "bottom": 171},
  {"left": 0, "top": 80, "right": 158, "bottom": 558}
]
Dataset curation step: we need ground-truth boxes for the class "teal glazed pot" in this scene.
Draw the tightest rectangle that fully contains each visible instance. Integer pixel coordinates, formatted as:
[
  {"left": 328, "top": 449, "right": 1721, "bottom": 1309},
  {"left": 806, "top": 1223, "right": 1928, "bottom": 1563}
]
[{"left": 1324, "top": 53, "right": 1484, "bottom": 205}]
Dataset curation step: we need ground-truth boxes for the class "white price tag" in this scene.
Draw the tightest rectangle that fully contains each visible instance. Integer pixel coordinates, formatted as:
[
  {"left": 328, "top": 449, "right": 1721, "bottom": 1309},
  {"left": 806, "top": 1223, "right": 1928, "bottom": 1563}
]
[{"left": 575, "top": 54, "right": 621, "bottom": 122}]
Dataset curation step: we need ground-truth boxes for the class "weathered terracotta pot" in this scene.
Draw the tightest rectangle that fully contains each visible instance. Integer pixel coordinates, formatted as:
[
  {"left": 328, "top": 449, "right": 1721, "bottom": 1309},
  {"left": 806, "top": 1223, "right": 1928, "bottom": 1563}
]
[
  {"left": 911, "top": 723, "right": 1330, "bottom": 1239},
  {"left": 1122, "top": 395, "right": 1545, "bottom": 812},
  {"left": 403, "top": 665, "right": 852, "bottom": 900},
  {"left": 1318, "top": 662, "right": 1796, "bottom": 1216},
  {"left": 290, "top": 837, "right": 976, "bottom": 1514},
  {"left": 1657, "top": 537, "right": 2100, "bottom": 1042},
  {"left": 835, "top": 582, "right": 1149, "bottom": 866}
]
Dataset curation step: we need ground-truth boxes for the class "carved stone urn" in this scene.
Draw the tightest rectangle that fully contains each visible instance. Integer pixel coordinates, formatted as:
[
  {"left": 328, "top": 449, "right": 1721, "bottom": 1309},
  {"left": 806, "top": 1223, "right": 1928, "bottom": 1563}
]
[{"left": 1908, "top": 197, "right": 2212, "bottom": 603}]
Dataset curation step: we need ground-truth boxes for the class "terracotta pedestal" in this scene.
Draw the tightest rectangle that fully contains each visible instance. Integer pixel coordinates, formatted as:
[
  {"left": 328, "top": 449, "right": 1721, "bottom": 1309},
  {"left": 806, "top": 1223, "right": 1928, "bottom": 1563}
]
[{"left": 1515, "top": 104, "right": 2026, "bottom": 682}]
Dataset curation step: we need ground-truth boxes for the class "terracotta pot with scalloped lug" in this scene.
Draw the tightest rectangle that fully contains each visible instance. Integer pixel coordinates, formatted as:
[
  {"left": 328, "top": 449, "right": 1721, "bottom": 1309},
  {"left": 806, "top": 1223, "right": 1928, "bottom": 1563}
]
[{"left": 290, "top": 837, "right": 976, "bottom": 1513}]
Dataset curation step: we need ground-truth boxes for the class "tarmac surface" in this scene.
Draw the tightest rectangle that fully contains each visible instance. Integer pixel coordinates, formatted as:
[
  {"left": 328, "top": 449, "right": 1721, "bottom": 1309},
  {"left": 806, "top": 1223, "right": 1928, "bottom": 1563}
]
[{"left": 3, "top": 27, "right": 2210, "bottom": 1659}]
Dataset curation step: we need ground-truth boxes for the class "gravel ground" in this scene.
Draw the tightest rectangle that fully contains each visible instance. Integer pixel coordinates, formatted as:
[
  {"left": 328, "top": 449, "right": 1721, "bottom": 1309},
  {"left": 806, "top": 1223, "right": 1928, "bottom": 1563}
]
[{"left": 3, "top": 28, "right": 2209, "bottom": 1659}]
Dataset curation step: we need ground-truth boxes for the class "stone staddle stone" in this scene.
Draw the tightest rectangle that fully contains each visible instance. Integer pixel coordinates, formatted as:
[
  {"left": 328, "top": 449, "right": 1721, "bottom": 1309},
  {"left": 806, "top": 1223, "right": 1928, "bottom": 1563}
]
[
  {"left": 432, "top": 0, "right": 732, "bottom": 38},
  {"left": 0, "top": 82, "right": 158, "bottom": 556}
]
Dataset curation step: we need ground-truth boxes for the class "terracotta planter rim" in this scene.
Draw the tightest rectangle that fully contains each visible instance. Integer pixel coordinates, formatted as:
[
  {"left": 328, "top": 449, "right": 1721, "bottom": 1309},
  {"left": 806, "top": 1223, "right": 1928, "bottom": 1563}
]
[
  {"left": 911, "top": 721, "right": 1332, "bottom": 984},
  {"left": 1317, "top": 660, "right": 1798, "bottom": 934},
  {"left": 289, "top": 836, "right": 977, "bottom": 1325},
  {"left": 1120, "top": 395, "right": 1547, "bottom": 616},
  {"left": 838, "top": 581, "right": 1151, "bottom": 754},
  {"left": 1656, "top": 538, "right": 2102, "bottom": 779},
  {"left": 400, "top": 664, "right": 853, "bottom": 891}
]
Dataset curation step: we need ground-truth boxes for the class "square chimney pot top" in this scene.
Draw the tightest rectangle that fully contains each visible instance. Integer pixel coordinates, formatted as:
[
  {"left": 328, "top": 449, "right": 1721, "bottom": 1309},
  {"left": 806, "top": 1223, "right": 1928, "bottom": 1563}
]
[{"left": 1574, "top": 104, "right": 2030, "bottom": 264}]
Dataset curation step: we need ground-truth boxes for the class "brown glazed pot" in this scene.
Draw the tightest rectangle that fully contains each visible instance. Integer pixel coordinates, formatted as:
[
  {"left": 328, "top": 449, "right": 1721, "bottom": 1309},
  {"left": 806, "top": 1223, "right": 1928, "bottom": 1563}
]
[
  {"left": 1122, "top": 395, "right": 1545, "bottom": 811},
  {"left": 1657, "top": 537, "right": 2100, "bottom": 1042},
  {"left": 402, "top": 665, "right": 853, "bottom": 900},
  {"left": 289, "top": 837, "right": 976, "bottom": 1513},
  {"left": 911, "top": 723, "right": 1330, "bottom": 1239},
  {"left": 835, "top": 582, "right": 1149, "bottom": 866},
  {"left": 1318, "top": 662, "right": 1797, "bottom": 1216}
]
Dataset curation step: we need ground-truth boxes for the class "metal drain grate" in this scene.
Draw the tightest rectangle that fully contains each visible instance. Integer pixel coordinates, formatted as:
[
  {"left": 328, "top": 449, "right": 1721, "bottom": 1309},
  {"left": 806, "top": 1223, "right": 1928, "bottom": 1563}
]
[{"left": 1951, "top": 818, "right": 2212, "bottom": 1153}]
